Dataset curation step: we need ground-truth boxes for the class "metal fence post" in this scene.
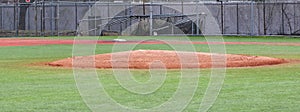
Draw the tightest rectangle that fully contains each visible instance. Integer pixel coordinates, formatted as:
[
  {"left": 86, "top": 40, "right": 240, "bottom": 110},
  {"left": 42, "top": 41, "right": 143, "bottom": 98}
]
[
  {"left": 13, "top": 3, "right": 16, "bottom": 35},
  {"left": 35, "top": 1, "right": 37, "bottom": 36},
  {"left": 51, "top": 0, "right": 54, "bottom": 36},
  {"left": 56, "top": 1, "right": 59, "bottom": 36},
  {"left": 75, "top": 2, "right": 78, "bottom": 35},
  {"left": 250, "top": 0, "right": 254, "bottom": 36},
  {"left": 150, "top": 1, "right": 153, "bottom": 36},
  {"left": 28, "top": 4, "right": 30, "bottom": 32},
  {"left": 129, "top": 3, "right": 132, "bottom": 34},
  {"left": 16, "top": 3, "right": 19, "bottom": 37},
  {"left": 196, "top": 1, "right": 200, "bottom": 35},
  {"left": 42, "top": 0, "right": 45, "bottom": 36},
  {"left": 40, "top": 2, "right": 42, "bottom": 36},
  {"left": 281, "top": 3, "right": 284, "bottom": 34},
  {"left": 237, "top": 3, "right": 239, "bottom": 34},
  {"left": 220, "top": 1, "right": 224, "bottom": 34},
  {"left": 263, "top": 0, "right": 266, "bottom": 35},
  {"left": 0, "top": 6, "right": 2, "bottom": 30}
]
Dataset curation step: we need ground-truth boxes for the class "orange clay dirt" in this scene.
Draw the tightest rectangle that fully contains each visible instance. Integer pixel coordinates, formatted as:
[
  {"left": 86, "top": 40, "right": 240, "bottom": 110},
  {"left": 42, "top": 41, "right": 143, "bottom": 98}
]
[{"left": 48, "top": 50, "right": 286, "bottom": 69}]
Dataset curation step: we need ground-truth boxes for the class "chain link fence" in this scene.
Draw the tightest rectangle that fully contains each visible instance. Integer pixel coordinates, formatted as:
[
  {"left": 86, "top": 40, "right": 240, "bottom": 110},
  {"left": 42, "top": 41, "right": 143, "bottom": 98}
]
[{"left": 0, "top": 1, "right": 300, "bottom": 37}]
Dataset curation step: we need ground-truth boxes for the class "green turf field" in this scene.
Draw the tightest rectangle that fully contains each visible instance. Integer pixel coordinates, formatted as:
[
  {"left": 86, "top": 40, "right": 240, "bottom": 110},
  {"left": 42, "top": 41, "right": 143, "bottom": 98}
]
[{"left": 0, "top": 36, "right": 299, "bottom": 112}]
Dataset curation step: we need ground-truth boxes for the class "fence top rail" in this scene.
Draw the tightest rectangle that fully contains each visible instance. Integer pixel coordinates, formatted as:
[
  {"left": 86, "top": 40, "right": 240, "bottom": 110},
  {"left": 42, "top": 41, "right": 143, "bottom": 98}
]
[{"left": 1, "top": 1, "right": 300, "bottom": 6}]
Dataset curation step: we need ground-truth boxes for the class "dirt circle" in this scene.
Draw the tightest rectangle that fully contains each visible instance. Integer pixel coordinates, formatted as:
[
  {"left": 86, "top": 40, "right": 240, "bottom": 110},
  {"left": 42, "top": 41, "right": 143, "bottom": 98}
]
[{"left": 48, "top": 50, "right": 286, "bottom": 69}]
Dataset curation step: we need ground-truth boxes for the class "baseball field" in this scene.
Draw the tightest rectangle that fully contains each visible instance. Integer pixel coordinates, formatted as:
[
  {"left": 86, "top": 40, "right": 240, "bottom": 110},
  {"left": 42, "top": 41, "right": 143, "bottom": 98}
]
[{"left": 0, "top": 36, "right": 299, "bottom": 111}]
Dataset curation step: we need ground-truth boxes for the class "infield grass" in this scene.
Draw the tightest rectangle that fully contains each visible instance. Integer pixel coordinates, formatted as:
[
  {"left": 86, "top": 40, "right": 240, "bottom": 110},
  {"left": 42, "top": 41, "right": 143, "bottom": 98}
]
[{"left": 0, "top": 36, "right": 299, "bottom": 111}]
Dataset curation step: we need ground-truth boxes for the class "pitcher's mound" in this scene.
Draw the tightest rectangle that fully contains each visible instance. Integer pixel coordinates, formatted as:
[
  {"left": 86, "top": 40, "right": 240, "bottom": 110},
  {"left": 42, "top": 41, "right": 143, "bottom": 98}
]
[{"left": 48, "top": 50, "right": 286, "bottom": 69}]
